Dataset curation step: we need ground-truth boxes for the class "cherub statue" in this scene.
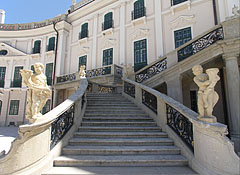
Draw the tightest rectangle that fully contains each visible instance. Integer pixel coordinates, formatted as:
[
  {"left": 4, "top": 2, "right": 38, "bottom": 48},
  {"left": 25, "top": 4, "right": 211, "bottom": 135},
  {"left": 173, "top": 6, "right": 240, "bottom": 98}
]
[
  {"left": 20, "top": 63, "right": 51, "bottom": 123},
  {"left": 232, "top": 5, "right": 240, "bottom": 16},
  {"left": 192, "top": 65, "right": 220, "bottom": 122},
  {"left": 79, "top": 65, "right": 86, "bottom": 78}
]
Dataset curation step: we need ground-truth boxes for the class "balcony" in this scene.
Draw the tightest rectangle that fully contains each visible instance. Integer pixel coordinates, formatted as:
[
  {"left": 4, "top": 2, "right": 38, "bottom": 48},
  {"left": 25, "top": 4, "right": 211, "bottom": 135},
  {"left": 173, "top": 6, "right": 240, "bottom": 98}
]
[
  {"left": 132, "top": 7, "right": 146, "bottom": 21},
  {"left": 102, "top": 20, "right": 114, "bottom": 31},
  {"left": 79, "top": 30, "right": 89, "bottom": 40}
]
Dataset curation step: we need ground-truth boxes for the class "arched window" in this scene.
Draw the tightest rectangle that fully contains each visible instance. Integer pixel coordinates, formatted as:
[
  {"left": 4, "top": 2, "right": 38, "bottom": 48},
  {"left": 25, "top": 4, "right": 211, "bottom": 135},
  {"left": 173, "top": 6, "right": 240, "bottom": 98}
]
[
  {"left": 48, "top": 37, "right": 55, "bottom": 51},
  {"left": 102, "top": 12, "right": 113, "bottom": 31},
  {"left": 0, "top": 50, "right": 8, "bottom": 55},
  {"left": 132, "top": 0, "right": 145, "bottom": 20},
  {"left": 33, "top": 40, "right": 41, "bottom": 54},
  {"left": 80, "top": 23, "right": 88, "bottom": 39}
]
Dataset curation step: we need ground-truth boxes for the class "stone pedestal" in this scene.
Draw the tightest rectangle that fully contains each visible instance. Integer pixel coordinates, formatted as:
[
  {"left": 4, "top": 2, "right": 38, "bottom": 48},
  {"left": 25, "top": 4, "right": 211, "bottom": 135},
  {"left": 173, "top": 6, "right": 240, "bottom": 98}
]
[{"left": 223, "top": 54, "right": 240, "bottom": 151}]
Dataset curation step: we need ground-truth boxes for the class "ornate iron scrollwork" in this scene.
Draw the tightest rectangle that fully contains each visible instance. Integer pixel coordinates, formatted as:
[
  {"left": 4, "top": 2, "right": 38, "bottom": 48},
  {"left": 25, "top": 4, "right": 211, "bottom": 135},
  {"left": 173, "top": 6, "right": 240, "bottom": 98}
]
[
  {"left": 56, "top": 73, "right": 76, "bottom": 83},
  {"left": 50, "top": 105, "right": 75, "bottom": 149},
  {"left": 86, "top": 66, "right": 111, "bottom": 78},
  {"left": 142, "top": 90, "right": 157, "bottom": 114},
  {"left": 135, "top": 58, "right": 167, "bottom": 83},
  {"left": 178, "top": 27, "right": 224, "bottom": 62},
  {"left": 166, "top": 104, "right": 194, "bottom": 151},
  {"left": 98, "top": 85, "right": 117, "bottom": 93},
  {"left": 124, "top": 81, "right": 135, "bottom": 98}
]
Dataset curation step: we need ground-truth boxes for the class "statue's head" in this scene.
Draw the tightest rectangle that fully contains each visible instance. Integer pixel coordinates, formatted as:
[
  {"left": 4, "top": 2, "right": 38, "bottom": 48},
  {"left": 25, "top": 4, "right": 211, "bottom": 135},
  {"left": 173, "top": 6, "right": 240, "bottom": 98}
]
[
  {"left": 192, "top": 65, "right": 203, "bottom": 75},
  {"left": 34, "top": 63, "right": 45, "bottom": 74}
]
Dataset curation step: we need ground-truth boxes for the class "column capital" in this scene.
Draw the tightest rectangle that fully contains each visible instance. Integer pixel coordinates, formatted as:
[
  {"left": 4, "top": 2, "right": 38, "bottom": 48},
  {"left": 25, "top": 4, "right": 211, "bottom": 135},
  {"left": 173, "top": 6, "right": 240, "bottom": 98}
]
[{"left": 222, "top": 53, "right": 239, "bottom": 61}]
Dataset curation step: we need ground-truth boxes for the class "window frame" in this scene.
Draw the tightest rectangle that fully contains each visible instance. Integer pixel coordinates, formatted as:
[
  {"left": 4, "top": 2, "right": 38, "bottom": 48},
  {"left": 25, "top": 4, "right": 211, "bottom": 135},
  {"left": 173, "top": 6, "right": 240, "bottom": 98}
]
[
  {"left": 12, "top": 66, "right": 23, "bottom": 88},
  {"left": 133, "top": 38, "right": 148, "bottom": 72},
  {"left": 80, "top": 23, "right": 89, "bottom": 39},
  {"left": 102, "top": 11, "right": 114, "bottom": 31},
  {"left": 45, "top": 63, "right": 53, "bottom": 86},
  {"left": 0, "top": 67, "right": 6, "bottom": 88},
  {"left": 9, "top": 100, "right": 20, "bottom": 115},
  {"left": 132, "top": 0, "right": 146, "bottom": 20},
  {"left": 102, "top": 48, "right": 113, "bottom": 66},
  {"left": 32, "top": 40, "right": 41, "bottom": 54},
  {"left": 47, "top": 37, "right": 56, "bottom": 51},
  {"left": 78, "top": 55, "right": 87, "bottom": 71}
]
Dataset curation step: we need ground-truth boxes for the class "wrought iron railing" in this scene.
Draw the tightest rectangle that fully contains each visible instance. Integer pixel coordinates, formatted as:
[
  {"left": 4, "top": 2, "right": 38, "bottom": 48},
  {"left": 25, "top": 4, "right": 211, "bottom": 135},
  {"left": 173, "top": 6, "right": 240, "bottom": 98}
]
[
  {"left": 50, "top": 105, "right": 75, "bottom": 149},
  {"left": 124, "top": 81, "right": 135, "bottom": 98},
  {"left": 79, "top": 30, "right": 88, "bottom": 39},
  {"left": 98, "top": 85, "right": 117, "bottom": 93},
  {"left": 102, "top": 20, "right": 114, "bottom": 31},
  {"left": 178, "top": 27, "right": 224, "bottom": 62},
  {"left": 135, "top": 58, "right": 167, "bottom": 83},
  {"left": 86, "top": 66, "right": 111, "bottom": 78},
  {"left": 56, "top": 73, "right": 77, "bottom": 83},
  {"left": 166, "top": 104, "right": 194, "bottom": 151},
  {"left": 132, "top": 7, "right": 146, "bottom": 20},
  {"left": 171, "top": 0, "right": 188, "bottom": 6},
  {"left": 142, "top": 89, "right": 157, "bottom": 114}
]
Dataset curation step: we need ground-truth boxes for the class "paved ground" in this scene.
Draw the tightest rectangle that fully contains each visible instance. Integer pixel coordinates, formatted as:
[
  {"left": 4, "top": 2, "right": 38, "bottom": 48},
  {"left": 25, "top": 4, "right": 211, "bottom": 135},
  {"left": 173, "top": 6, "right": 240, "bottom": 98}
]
[{"left": 0, "top": 127, "right": 18, "bottom": 154}]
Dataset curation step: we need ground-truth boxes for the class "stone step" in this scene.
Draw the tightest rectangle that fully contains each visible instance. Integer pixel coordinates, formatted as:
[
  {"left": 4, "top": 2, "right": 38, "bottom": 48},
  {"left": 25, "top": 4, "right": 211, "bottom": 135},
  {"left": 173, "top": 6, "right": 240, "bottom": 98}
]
[
  {"left": 78, "top": 126, "right": 162, "bottom": 132},
  {"left": 86, "top": 106, "right": 139, "bottom": 110},
  {"left": 74, "top": 131, "right": 167, "bottom": 138},
  {"left": 86, "top": 93, "right": 122, "bottom": 96},
  {"left": 84, "top": 113, "right": 149, "bottom": 117},
  {"left": 87, "top": 104, "right": 137, "bottom": 107},
  {"left": 87, "top": 98, "right": 128, "bottom": 102},
  {"left": 42, "top": 166, "right": 198, "bottom": 175},
  {"left": 87, "top": 101, "right": 133, "bottom": 104},
  {"left": 81, "top": 121, "right": 157, "bottom": 127},
  {"left": 62, "top": 145, "right": 180, "bottom": 155},
  {"left": 83, "top": 116, "right": 152, "bottom": 120},
  {"left": 53, "top": 155, "right": 188, "bottom": 167},
  {"left": 69, "top": 138, "right": 173, "bottom": 146}
]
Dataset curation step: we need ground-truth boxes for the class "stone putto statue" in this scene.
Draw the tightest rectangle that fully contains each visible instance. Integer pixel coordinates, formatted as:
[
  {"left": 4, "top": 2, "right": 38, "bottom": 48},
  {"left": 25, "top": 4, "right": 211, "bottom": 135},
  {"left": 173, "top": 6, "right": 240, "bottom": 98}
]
[
  {"left": 79, "top": 65, "right": 86, "bottom": 78},
  {"left": 192, "top": 65, "right": 220, "bottom": 123},
  {"left": 20, "top": 63, "right": 51, "bottom": 123}
]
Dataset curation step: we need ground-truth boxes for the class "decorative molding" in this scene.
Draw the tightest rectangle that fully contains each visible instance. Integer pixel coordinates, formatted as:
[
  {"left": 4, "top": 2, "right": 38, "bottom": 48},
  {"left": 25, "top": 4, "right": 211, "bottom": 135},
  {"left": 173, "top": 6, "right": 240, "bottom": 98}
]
[
  {"left": 101, "top": 37, "right": 116, "bottom": 49},
  {"left": 131, "top": 27, "right": 150, "bottom": 40},
  {"left": 169, "top": 15, "right": 195, "bottom": 29}
]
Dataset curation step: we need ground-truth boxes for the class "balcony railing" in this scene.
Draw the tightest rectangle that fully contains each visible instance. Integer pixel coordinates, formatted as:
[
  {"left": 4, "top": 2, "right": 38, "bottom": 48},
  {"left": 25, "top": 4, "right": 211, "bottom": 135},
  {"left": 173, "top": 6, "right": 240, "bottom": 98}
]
[
  {"left": 79, "top": 30, "right": 88, "bottom": 40},
  {"left": 102, "top": 20, "right": 114, "bottom": 31},
  {"left": 132, "top": 7, "right": 146, "bottom": 20},
  {"left": 56, "top": 64, "right": 123, "bottom": 84},
  {"left": 11, "top": 80, "right": 22, "bottom": 88},
  {"left": 134, "top": 26, "right": 224, "bottom": 83}
]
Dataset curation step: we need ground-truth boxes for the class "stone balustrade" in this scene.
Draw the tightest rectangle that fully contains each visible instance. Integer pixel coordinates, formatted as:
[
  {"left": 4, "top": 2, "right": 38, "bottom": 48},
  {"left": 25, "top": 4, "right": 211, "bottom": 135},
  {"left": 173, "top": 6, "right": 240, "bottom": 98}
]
[
  {"left": 0, "top": 78, "right": 88, "bottom": 175},
  {"left": 122, "top": 78, "right": 240, "bottom": 175},
  {"left": 0, "top": 14, "right": 67, "bottom": 31}
]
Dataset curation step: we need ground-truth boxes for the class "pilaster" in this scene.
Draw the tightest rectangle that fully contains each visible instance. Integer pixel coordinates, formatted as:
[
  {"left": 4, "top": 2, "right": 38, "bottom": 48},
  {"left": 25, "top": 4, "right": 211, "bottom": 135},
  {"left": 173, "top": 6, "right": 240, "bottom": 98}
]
[
  {"left": 120, "top": 2, "right": 126, "bottom": 65},
  {"left": 92, "top": 14, "right": 98, "bottom": 69},
  {"left": 166, "top": 75, "right": 183, "bottom": 103}
]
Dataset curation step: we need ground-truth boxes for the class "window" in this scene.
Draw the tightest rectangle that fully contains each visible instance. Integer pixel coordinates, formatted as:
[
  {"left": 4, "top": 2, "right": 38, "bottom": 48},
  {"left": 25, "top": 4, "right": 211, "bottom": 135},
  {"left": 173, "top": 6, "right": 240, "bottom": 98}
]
[
  {"left": 31, "top": 65, "right": 35, "bottom": 73},
  {"left": 42, "top": 99, "right": 51, "bottom": 114},
  {"left": 102, "top": 12, "right": 113, "bottom": 31},
  {"left": 0, "top": 100, "right": 2, "bottom": 115},
  {"left": 79, "top": 23, "right": 88, "bottom": 39},
  {"left": 12, "top": 66, "right": 23, "bottom": 88},
  {"left": 0, "top": 50, "right": 8, "bottom": 55},
  {"left": 190, "top": 90, "right": 198, "bottom": 113},
  {"left": 171, "top": 0, "right": 188, "bottom": 6},
  {"left": 9, "top": 100, "right": 19, "bottom": 115},
  {"left": 174, "top": 27, "right": 192, "bottom": 48},
  {"left": 103, "top": 48, "right": 113, "bottom": 66},
  {"left": 132, "top": 0, "right": 146, "bottom": 20},
  {"left": 78, "top": 55, "right": 87, "bottom": 71},
  {"left": 45, "top": 63, "right": 53, "bottom": 86},
  {"left": 33, "top": 40, "right": 41, "bottom": 54},
  {"left": 48, "top": 37, "right": 55, "bottom": 51},
  {"left": 134, "top": 39, "right": 147, "bottom": 72},
  {"left": 0, "top": 67, "right": 6, "bottom": 88}
]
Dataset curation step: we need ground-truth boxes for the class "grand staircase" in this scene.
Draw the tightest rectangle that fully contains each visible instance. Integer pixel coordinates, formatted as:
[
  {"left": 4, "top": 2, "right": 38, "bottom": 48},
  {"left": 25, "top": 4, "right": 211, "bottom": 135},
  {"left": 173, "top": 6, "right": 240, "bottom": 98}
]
[{"left": 43, "top": 93, "right": 198, "bottom": 175}]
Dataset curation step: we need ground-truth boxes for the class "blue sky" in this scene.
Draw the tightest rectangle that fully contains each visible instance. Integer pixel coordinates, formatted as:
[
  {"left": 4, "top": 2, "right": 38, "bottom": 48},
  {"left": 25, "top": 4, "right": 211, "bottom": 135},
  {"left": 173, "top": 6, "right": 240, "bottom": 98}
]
[{"left": 1, "top": 0, "right": 82, "bottom": 24}]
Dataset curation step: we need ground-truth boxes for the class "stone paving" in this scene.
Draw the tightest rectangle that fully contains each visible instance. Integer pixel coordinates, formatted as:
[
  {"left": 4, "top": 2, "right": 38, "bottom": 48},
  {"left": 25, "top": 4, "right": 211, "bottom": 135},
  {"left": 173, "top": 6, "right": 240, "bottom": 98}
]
[{"left": 0, "top": 127, "right": 18, "bottom": 154}]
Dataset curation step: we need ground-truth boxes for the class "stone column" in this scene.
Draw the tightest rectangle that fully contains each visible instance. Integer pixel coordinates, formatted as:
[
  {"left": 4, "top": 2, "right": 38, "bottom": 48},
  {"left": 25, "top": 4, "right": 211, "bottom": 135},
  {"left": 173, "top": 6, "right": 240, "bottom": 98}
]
[
  {"left": 92, "top": 14, "right": 98, "bottom": 69},
  {"left": 41, "top": 36, "right": 47, "bottom": 64},
  {"left": 119, "top": 2, "right": 126, "bottom": 65},
  {"left": 166, "top": 75, "right": 183, "bottom": 103},
  {"left": 223, "top": 54, "right": 240, "bottom": 151}
]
